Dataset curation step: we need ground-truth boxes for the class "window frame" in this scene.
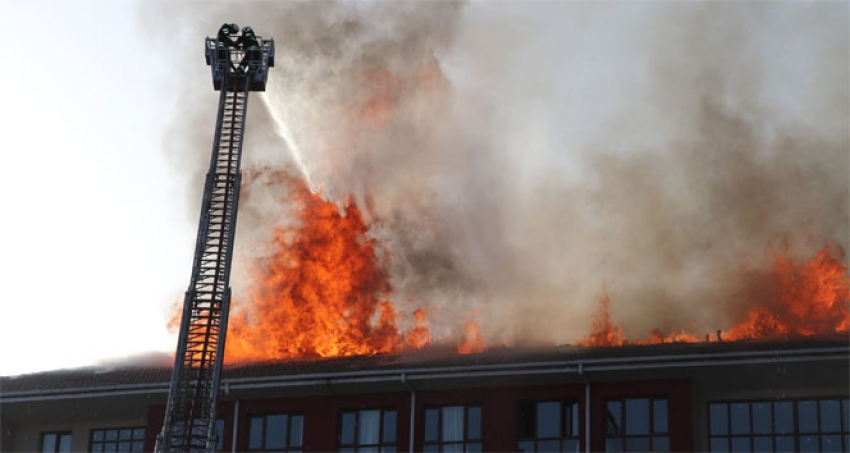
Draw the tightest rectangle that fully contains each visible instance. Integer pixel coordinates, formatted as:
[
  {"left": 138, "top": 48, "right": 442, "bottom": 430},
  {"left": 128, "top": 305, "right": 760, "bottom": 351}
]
[
  {"left": 516, "top": 399, "right": 581, "bottom": 453},
  {"left": 338, "top": 407, "right": 398, "bottom": 452},
  {"left": 246, "top": 412, "right": 305, "bottom": 452},
  {"left": 89, "top": 427, "right": 146, "bottom": 453},
  {"left": 604, "top": 397, "right": 669, "bottom": 452},
  {"left": 708, "top": 397, "right": 850, "bottom": 452},
  {"left": 40, "top": 431, "right": 72, "bottom": 453},
  {"left": 421, "top": 404, "right": 483, "bottom": 452}
]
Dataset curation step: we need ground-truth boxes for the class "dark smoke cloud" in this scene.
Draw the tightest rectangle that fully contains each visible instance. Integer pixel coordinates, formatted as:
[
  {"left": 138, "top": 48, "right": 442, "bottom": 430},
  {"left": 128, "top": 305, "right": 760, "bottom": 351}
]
[{"left": 139, "top": 1, "right": 848, "bottom": 345}]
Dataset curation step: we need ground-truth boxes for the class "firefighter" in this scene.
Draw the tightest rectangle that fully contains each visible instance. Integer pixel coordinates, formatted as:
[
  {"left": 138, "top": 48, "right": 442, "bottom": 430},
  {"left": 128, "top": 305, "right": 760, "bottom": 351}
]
[
  {"left": 216, "top": 23, "right": 240, "bottom": 73},
  {"left": 238, "top": 26, "right": 262, "bottom": 73}
]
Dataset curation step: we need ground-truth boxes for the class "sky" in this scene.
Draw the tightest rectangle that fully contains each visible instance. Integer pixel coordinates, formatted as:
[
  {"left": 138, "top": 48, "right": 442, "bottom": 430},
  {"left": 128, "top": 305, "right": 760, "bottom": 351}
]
[
  {"left": 0, "top": 1, "right": 847, "bottom": 376},
  {"left": 0, "top": 1, "right": 191, "bottom": 375}
]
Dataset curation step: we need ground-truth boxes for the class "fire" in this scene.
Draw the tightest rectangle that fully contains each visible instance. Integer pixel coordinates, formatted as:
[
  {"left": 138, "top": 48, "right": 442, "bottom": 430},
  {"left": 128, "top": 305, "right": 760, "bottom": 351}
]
[
  {"left": 579, "top": 242, "right": 850, "bottom": 346},
  {"left": 724, "top": 242, "right": 850, "bottom": 340},
  {"left": 225, "top": 173, "right": 406, "bottom": 362},
  {"left": 405, "top": 308, "right": 430, "bottom": 349},
  {"left": 458, "top": 321, "right": 485, "bottom": 354},
  {"left": 577, "top": 289, "right": 625, "bottom": 347}
]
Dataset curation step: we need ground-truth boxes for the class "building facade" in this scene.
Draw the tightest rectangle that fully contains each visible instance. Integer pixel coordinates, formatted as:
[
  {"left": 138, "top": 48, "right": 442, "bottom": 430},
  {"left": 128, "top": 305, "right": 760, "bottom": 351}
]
[{"left": 2, "top": 337, "right": 848, "bottom": 452}]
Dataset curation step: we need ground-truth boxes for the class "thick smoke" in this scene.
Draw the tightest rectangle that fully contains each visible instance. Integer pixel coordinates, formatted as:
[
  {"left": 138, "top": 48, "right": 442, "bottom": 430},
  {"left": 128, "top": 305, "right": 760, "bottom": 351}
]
[{"left": 140, "top": 2, "right": 848, "bottom": 345}]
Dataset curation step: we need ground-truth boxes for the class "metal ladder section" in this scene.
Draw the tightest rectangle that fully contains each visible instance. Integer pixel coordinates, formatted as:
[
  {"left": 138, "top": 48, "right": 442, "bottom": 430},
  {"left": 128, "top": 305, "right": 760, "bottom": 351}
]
[{"left": 161, "top": 76, "right": 250, "bottom": 453}]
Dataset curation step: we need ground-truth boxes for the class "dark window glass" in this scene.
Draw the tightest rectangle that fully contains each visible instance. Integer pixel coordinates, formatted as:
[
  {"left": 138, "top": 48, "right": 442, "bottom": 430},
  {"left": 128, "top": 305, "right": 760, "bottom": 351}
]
[
  {"left": 653, "top": 400, "right": 668, "bottom": 434},
  {"left": 625, "top": 437, "right": 649, "bottom": 452},
  {"left": 519, "top": 402, "right": 536, "bottom": 438},
  {"left": 290, "top": 415, "right": 304, "bottom": 447},
  {"left": 651, "top": 436, "right": 669, "bottom": 452},
  {"left": 341, "top": 412, "right": 356, "bottom": 444},
  {"left": 383, "top": 411, "right": 396, "bottom": 443},
  {"left": 538, "top": 439, "right": 560, "bottom": 452},
  {"left": 775, "top": 402, "right": 793, "bottom": 434},
  {"left": 517, "top": 440, "right": 535, "bottom": 452},
  {"left": 42, "top": 432, "right": 74, "bottom": 453},
  {"left": 566, "top": 403, "right": 579, "bottom": 437},
  {"left": 606, "top": 401, "right": 623, "bottom": 436},
  {"left": 266, "top": 414, "right": 288, "bottom": 449},
  {"left": 799, "top": 435, "right": 818, "bottom": 452},
  {"left": 43, "top": 434, "right": 57, "bottom": 453},
  {"left": 773, "top": 436, "right": 795, "bottom": 451},
  {"left": 730, "top": 436, "right": 749, "bottom": 452},
  {"left": 248, "top": 413, "right": 303, "bottom": 452},
  {"left": 730, "top": 403, "right": 750, "bottom": 435},
  {"left": 249, "top": 417, "right": 263, "bottom": 450},
  {"left": 710, "top": 404, "right": 729, "bottom": 436},
  {"left": 424, "top": 405, "right": 481, "bottom": 451},
  {"left": 562, "top": 439, "right": 579, "bottom": 452},
  {"left": 517, "top": 401, "right": 580, "bottom": 452},
  {"left": 843, "top": 400, "right": 850, "bottom": 432},
  {"left": 710, "top": 398, "right": 850, "bottom": 453},
  {"left": 799, "top": 401, "right": 818, "bottom": 433},
  {"left": 605, "top": 398, "right": 667, "bottom": 452},
  {"left": 605, "top": 438, "right": 623, "bottom": 452},
  {"left": 468, "top": 406, "right": 482, "bottom": 440},
  {"left": 58, "top": 435, "right": 72, "bottom": 453},
  {"left": 709, "top": 437, "right": 729, "bottom": 453},
  {"left": 625, "top": 399, "right": 650, "bottom": 435},
  {"left": 538, "top": 402, "right": 561, "bottom": 438},
  {"left": 820, "top": 400, "right": 841, "bottom": 433},
  {"left": 752, "top": 402, "right": 771, "bottom": 435},
  {"left": 774, "top": 436, "right": 794, "bottom": 452},
  {"left": 91, "top": 428, "right": 145, "bottom": 453},
  {"left": 340, "top": 409, "right": 396, "bottom": 451},
  {"left": 467, "top": 442, "right": 483, "bottom": 452},
  {"left": 215, "top": 418, "right": 225, "bottom": 451},
  {"left": 821, "top": 435, "right": 841, "bottom": 452},
  {"left": 424, "top": 409, "right": 438, "bottom": 442},
  {"left": 752, "top": 436, "right": 772, "bottom": 452}
]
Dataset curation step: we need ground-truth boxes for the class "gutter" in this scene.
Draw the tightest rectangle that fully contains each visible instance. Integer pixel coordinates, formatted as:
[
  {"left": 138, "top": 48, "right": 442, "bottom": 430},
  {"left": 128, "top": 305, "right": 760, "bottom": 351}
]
[
  {"left": 224, "top": 382, "right": 240, "bottom": 453},
  {"left": 401, "top": 373, "right": 416, "bottom": 453},
  {"left": 2, "top": 346, "right": 847, "bottom": 403},
  {"left": 578, "top": 363, "right": 590, "bottom": 453}
]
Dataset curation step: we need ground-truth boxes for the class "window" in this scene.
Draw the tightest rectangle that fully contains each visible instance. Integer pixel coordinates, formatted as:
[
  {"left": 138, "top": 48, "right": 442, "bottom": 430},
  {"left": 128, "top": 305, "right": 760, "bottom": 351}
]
[
  {"left": 605, "top": 398, "right": 669, "bottom": 452},
  {"left": 90, "top": 428, "right": 145, "bottom": 453},
  {"left": 214, "top": 419, "right": 225, "bottom": 452},
  {"left": 42, "top": 432, "right": 72, "bottom": 453},
  {"left": 247, "top": 413, "right": 304, "bottom": 452},
  {"left": 422, "top": 405, "right": 482, "bottom": 452},
  {"left": 339, "top": 408, "right": 397, "bottom": 452},
  {"left": 516, "top": 400, "right": 580, "bottom": 453},
  {"left": 709, "top": 398, "right": 850, "bottom": 452}
]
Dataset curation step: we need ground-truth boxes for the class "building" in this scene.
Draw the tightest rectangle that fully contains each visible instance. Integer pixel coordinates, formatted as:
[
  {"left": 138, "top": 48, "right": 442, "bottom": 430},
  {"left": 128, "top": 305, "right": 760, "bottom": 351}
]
[{"left": 2, "top": 336, "right": 848, "bottom": 452}]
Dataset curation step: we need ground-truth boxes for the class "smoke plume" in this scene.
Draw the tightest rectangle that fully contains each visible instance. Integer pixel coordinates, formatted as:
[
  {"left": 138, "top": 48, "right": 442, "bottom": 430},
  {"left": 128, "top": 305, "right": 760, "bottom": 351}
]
[{"left": 139, "top": 1, "right": 848, "bottom": 346}]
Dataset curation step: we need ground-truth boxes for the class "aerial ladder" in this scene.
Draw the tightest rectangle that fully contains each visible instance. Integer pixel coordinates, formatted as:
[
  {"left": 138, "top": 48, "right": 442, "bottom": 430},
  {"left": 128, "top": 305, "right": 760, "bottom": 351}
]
[{"left": 157, "top": 25, "right": 274, "bottom": 453}]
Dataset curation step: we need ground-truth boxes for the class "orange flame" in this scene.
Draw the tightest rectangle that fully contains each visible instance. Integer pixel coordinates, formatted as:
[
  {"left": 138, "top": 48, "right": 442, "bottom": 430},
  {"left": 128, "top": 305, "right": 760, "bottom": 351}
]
[
  {"left": 724, "top": 242, "right": 850, "bottom": 340},
  {"left": 405, "top": 308, "right": 430, "bottom": 349},
  {"left": 577, "top": 289, "right": 625, "bottom": 347},
  {"left": 458, "top": 321, "right": 485, "bottom": 355},
  {"left": 225, "top": 173, "right": 406, "bottom": 362},
  {"left": 580, "top": 242, "right": 849, "bottom": 347}
]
